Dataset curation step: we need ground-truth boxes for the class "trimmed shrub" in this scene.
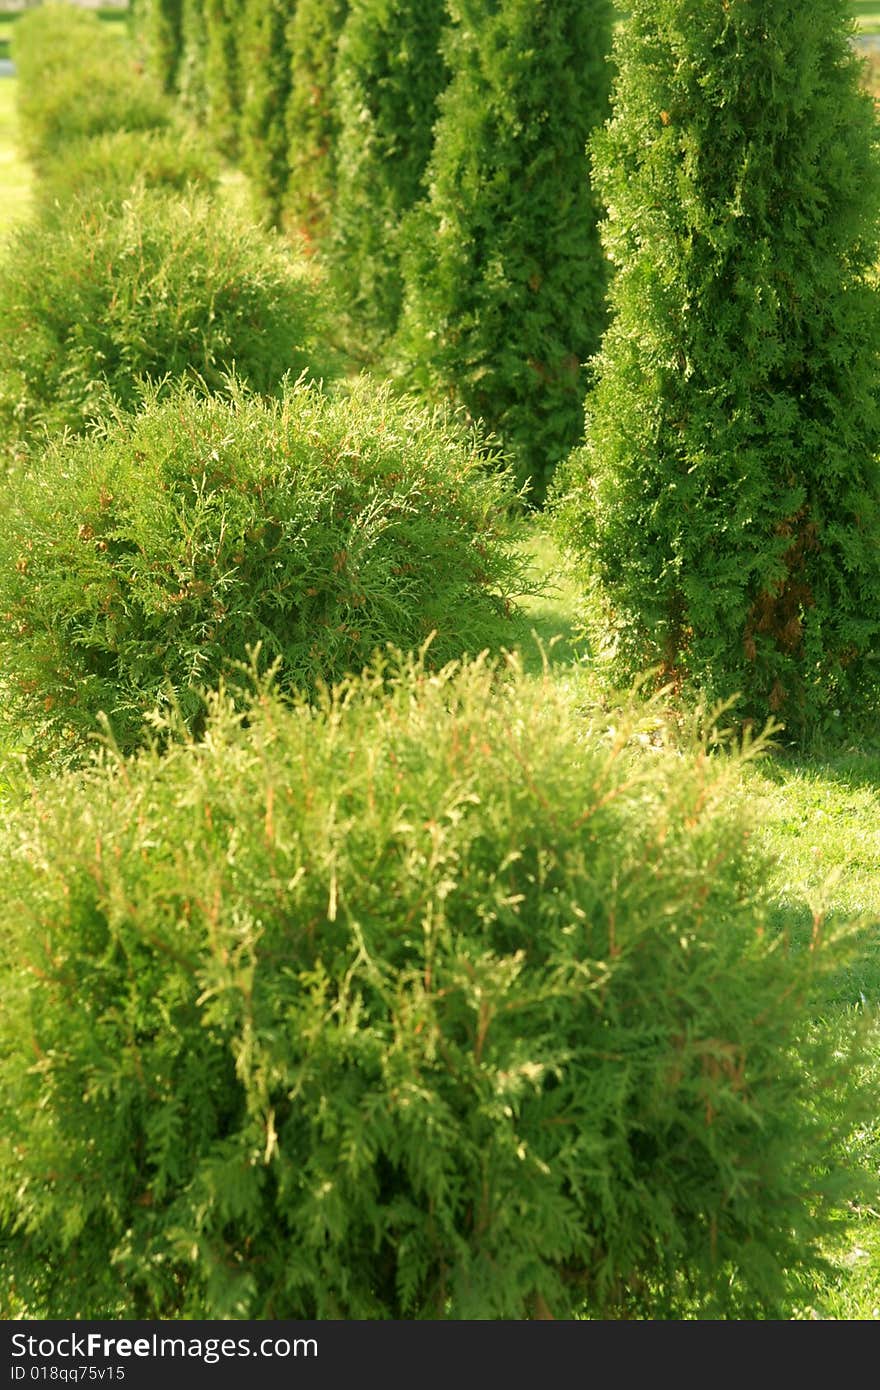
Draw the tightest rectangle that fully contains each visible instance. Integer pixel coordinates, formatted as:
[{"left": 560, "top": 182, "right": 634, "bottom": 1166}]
[
  {"left": 553, "top": 0, "right": 880, "bottom": 731},
  {"left": 396, "top": 0, "right": 613, "bottom": 503},
  {"left": 0, "top": 658, "right": 870, "bottom": 1317},
  {"left": 36, "top": 128, "right": 219, "bottom": 210},
  {"left": 0, "top": 186, "right": 335, "bottom": 456},
  {"left": 0, "top": 379, "right": 528, "bottom": 763},
  {"left": 14, "top": 3, "right": 172, "bottom": 167},
  {"left": 330, "top": 0, "right": 449, "bottom": 356},
  {"left": 284, "top": 0, "right": 349, "bottom": 244},
  {"left": 239, "top": 0, "right": 295, "bottom": 226}
]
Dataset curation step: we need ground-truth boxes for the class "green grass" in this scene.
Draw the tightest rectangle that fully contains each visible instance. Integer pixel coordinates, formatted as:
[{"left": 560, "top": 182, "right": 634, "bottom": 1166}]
[
  {"left": 0, "top": 77, "right": 30, "bottom": 233},
  {"left": 516, "top": 519, "right": 880, "bottom": 1321}
]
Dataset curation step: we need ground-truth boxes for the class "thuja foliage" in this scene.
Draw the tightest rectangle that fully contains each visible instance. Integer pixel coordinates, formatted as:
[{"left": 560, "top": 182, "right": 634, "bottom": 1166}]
[
  {"left": 13, "top": 4, "right": 171, "bottom": 169},
  {"left": 202, "top": 0, "right": 242, "bottom": 156},
  {"left": 285, "top": 0, "right": 349, "bottom": 243},
  {"left": 554, "top": 0, "right": 880, "bottom": 730},
  {"left": 177, "top": 0, "right": 208, "bottom": 119},
  {"left": 36, "top": 128, "right": 219, "bottom": 211},
  {"left": 396, "top": 0, "right": 613, "bottom": 503},
  {"left": 329, "top": 0, "right": 448, "bottom": 356},
  {"left": 239, "top": 0, "right": 295, "bottom": 226},
  {"left": 0, "top": 381, "right": 527, "bottom": 764},
  {"left": 0, "top": 658, "right": 871, "bottom": 1318},
  {"left": 0, "top": 187, "right": 334, "bottom": 457},
  {"left": 133, "top": 0, "right": 184, "bottom": 93}
]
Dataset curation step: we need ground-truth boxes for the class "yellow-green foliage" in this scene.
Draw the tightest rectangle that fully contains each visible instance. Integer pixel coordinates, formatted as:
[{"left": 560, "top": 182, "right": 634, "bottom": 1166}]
[
  {"left": 0, "top": 380, "right": 527, "bottom": 764},
  {"left": 35, "top": 128, "right": 218, "bottom": 210},
  {"left": 0, "top": 659, "right": 871, "bottom": 1317},
  {"left": 0, "top": 185, "right": 335, "bottom": 458}
]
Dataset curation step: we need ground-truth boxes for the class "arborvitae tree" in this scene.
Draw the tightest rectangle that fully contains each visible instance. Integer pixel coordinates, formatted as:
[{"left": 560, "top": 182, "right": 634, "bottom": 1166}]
[
  {"left": 240, "top": 0, "right": 296, "bottom": 226},
  {"left": 178, "top": 0, "right": 208, "bottom": 119},
  {"left": 329, "top": 0, "right": 448, "bottom": 357},
  {"left": 136, "top": 0, "right": 184, "bottom": 93},
  {"left": 203, "top": 0, "right": 241, "bottom": 156},
  {"left": 396, "top": 0, "right": 613, "bottom": 503},
  {"left": 284, "top": 0, "right": 349, "bottom": 244},
  {"left": 554, "top": 0, "right": 880, "bottom": 730}
]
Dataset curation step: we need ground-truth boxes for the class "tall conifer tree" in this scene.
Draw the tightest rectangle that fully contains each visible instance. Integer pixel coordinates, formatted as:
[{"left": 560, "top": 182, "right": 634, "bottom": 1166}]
[
  {"left": 240, "top": 0, "right": 296, "bottom": 225},
  {"left": 132, "top": 0, "right": 183, "bottom": 93},
  {"left": 555, "top": 0, "right": 880, "bottom": 728},
  {"left": 330, "top": 0, "right": 448, "bottom": 356},
  {"left": 284, "top": 0, "right": 349, "bottom": 243},
  {"left": 396, "top": 0, "right": 613, "bottom": 502},
  {"left": 203, "top": 0, "right": 241, "bottom": 156},
  {"left": 178, "top": 0, "right": 207, "bottom": 119}
]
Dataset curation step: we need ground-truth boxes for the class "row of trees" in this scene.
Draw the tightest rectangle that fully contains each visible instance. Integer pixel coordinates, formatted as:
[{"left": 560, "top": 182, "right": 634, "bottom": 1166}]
[
  {"left": 130, "top": 0, "right": 614, "bottom": 501},
  {"left": 130, "top": 0, "right": 880, "bottom": 728}
]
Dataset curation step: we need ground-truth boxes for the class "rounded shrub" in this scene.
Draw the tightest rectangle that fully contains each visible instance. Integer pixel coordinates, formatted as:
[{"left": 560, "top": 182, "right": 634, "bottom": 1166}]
[
  {"left": 396, "top": 0, "right": 613, "bottom": 503},
  {"left": 0, "top": 186, "right": 335, "bottom": 456},
  {"left": 0, "top": 658, "right": 870, "bottom": 1317},
  {"left": 329, "top": 0, "right": 449, "bottom": 356},
  {"left": 553, "top": 0, "right": 880, "bottom": 731},
  {"left": 13, "top": 4, "right": 172, "bottom": 167},
  {"left": 36, "top": 128, "right": 219, "bottom": 211},
  {"left": 0, "top": 379, "right": 528, "bottom": 763}
]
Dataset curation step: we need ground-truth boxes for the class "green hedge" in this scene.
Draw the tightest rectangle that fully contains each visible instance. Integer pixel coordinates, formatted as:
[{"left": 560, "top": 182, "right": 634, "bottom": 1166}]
[
  {"left": 0, "top": 380, "right": 527, "bottom": 763},
  {"left": 0, "top": 659, "right": 870, "bottom": 1316},
  {"left": 0, "top": 185, "right": 335, "bottom": 457}
]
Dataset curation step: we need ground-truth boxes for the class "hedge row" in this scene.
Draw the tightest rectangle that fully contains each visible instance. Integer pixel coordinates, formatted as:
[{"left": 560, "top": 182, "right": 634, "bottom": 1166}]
[
  {"left": 130, "top": 0, "right": 614, "bottom": 502},
  {"left": 1, "top": 2, "right": 527, "bottom": 766},
  {"left": 2, "top": 6, "right": 334, "bottom": 468}
]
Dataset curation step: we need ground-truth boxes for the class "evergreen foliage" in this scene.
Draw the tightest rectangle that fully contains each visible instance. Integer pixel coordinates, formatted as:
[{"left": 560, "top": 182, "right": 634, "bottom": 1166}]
[
  {"left": 0, "top": 660, "right": 870, "bottom": 1317},
  {"left": 553, "top": 0, "right": 880, "bottom": 730},
  {"left": 178, "top": 0, "right": 208, "bottom": 119},
  {"left": 36, "top": 128, "right": 218, "bottom": 210},
  {"left": 203, "top": 0, "right": 241, "bottom": 156},
  {"left": 330, "top": 0, "right": 448, "bottom": 356},
  {"left": 0, "top": 186, "right": 333, "bottom": 459},
  {"left": 239, "top": 0, "right": 296, "bottom": 226},
  {"left": 284, "top": 0, "right": 349, "bottom": 243},
  {"left": 136, "top": 0, "right": 184, "bottom": 93},
  {"left": 0, "top": 381, "right": 527, "bottom": 763},
  {"left": 13, "top": 3, "right": 172, "bottom": 166},
  {"left": 396, "top": 0, "right": 613, "bottom": 503}
]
